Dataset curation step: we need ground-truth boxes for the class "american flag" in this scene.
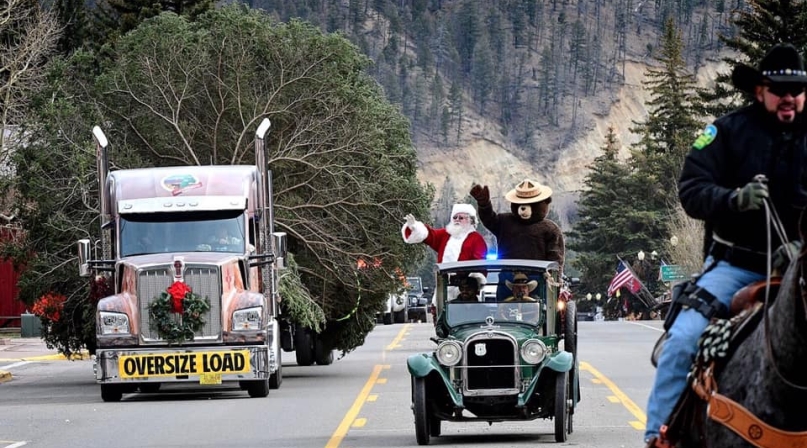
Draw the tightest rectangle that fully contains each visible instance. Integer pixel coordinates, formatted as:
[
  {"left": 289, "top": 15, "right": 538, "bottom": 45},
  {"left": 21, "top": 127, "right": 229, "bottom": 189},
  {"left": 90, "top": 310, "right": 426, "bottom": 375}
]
[{"left": 607, "top": 260, "right": 641, "bottom": 297}]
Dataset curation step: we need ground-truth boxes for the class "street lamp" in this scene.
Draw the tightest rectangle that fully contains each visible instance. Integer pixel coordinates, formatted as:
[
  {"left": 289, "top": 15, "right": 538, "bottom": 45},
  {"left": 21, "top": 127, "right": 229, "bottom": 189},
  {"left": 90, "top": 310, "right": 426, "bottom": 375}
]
[
  {"left": 638, "top": 250, "right": 646, "bottom": 261},
  {"left": 651, "top": 250, "right": 658, "bottom": 260},
  {"left": 586, "top": 293, "right": 592, "bottom": 301},
  {"left": 670, "top": 235, "right": 679, "bottom": 247},
  {"left": 596, "top": 293, "right": 601, "bottom": 300}
]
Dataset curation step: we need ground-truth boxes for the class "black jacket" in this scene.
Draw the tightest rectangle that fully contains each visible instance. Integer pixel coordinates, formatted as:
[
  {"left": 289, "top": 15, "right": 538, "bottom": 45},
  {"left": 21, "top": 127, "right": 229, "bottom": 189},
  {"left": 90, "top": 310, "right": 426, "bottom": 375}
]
[{"left": 679, "top": 103, "right": 807, "bottom": 260}]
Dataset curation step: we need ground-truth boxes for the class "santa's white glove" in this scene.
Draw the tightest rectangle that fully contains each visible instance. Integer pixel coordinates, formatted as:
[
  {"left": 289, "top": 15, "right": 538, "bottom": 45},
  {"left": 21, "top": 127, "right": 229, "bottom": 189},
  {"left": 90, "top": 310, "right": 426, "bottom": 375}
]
[{"left": 404, "top": 214, "right": 417, "bottom": 228}]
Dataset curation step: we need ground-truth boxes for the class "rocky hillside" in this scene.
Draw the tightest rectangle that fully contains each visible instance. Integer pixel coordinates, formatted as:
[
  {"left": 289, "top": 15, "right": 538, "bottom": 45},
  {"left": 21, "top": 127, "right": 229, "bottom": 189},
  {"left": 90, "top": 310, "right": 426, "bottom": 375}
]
[{"left": 419, "top": 57, "right": 730, "bottom": 228}]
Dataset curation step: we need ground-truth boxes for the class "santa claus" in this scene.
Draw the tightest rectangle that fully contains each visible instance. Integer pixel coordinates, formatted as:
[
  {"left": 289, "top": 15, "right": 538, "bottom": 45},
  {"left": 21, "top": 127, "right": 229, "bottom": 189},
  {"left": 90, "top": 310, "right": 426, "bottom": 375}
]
[{"left": 401, "top": 204, "right": 488, "bottom": 262}]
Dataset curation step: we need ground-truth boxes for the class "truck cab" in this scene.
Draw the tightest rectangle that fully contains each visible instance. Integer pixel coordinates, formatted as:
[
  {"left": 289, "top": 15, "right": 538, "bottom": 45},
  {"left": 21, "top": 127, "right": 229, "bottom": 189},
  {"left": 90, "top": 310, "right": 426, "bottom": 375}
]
[{"left": 79, "top": 119, "right": 287, "bottom": 401}]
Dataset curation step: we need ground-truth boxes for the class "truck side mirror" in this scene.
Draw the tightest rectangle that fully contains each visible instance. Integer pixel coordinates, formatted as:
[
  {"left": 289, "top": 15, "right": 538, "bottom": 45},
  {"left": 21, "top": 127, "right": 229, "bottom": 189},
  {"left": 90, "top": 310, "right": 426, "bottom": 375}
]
[
  {"left": 272, "top": 232, "right": 287, "bottom": 269},
  {"left": 77, "top": 239, "right": 91, "bottom": 277}
]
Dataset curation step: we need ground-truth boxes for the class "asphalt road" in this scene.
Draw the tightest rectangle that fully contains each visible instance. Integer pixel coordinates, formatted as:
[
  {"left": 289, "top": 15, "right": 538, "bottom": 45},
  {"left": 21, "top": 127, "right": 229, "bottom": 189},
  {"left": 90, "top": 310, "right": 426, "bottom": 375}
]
[{"left": 0, "top": 319, "right": 664, "bottom": 448}]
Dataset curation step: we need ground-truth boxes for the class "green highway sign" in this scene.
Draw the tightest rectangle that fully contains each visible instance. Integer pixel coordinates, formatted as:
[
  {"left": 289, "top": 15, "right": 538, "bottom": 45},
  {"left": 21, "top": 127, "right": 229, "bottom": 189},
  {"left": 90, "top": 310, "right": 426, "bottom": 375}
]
[{"left": 661, "top": 264, "right": 687, "bottom": 282}]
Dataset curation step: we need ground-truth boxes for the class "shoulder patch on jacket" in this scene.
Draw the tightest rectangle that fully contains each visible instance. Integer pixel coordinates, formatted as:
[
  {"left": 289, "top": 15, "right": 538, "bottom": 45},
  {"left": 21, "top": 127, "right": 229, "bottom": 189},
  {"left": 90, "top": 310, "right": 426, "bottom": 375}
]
[{"left": 692, "top": 124, "right": 717, "bottom": 150}]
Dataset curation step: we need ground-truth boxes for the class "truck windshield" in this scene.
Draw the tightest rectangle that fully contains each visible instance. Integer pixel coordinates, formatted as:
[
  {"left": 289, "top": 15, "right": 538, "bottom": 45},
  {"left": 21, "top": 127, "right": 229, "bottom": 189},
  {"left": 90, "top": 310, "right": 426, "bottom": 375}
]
[
  {"left": 406, "top": 277, "right": 423, "bottom": 295},
  {"left": 120, "top": 210, "right": 246, "bottom": 256}
]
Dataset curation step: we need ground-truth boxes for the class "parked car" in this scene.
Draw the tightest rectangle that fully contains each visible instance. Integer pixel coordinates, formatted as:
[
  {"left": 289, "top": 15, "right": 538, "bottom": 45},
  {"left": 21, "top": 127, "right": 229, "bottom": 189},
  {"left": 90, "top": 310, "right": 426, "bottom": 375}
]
[
  {"left": 407, "top": 259, "right": 579, "bottom": 445},
  {"left": 406, "top": 276, "right": 430, "bottom": 322}
]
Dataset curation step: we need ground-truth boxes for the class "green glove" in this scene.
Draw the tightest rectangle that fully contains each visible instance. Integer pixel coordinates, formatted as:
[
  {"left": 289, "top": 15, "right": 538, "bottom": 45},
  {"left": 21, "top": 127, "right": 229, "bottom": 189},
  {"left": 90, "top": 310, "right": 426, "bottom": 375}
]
[
  {"left": 773, "top": 240, "right": 802, "bottom": 273},
  {"left": 733, "top": 182, "right": 768, "bottom": 212}
]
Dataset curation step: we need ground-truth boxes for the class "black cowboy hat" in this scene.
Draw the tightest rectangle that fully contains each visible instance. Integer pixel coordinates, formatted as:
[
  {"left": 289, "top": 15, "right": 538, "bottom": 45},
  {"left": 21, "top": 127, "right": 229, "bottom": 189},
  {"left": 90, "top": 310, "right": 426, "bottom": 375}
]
[{"left": 732, "top": 43, "right": 807, "bottom": 94}]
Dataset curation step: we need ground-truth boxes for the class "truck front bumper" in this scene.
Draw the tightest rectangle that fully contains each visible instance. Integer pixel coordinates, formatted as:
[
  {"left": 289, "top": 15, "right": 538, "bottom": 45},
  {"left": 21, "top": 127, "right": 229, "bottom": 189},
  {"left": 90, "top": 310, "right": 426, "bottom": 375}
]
[{"left": 94, "top": 345, "right": 270, "bottom": 384}]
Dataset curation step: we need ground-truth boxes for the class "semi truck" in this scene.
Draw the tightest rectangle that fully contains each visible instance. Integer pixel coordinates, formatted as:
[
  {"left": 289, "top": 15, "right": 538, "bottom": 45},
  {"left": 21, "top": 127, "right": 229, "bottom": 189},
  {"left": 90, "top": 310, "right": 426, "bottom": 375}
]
[{"left": 78, "top": 119, "right": 288, "bottom": 401}]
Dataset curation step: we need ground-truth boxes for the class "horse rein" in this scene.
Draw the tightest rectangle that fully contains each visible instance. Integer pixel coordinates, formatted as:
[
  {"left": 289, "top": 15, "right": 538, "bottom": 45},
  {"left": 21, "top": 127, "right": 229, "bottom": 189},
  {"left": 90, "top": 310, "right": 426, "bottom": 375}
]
[{"left": 761, "top": 193, "right": 807, "bottom": 391}]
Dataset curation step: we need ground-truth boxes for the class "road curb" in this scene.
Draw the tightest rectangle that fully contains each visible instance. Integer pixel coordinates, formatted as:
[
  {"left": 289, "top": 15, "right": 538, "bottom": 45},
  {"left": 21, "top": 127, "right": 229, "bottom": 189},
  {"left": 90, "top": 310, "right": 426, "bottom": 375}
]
[
  {"left": 0, "top": 369, "right": 11, "bottom": 383},
  {"left": 0, "top": 352, "right": 90, "bottom": 362}
]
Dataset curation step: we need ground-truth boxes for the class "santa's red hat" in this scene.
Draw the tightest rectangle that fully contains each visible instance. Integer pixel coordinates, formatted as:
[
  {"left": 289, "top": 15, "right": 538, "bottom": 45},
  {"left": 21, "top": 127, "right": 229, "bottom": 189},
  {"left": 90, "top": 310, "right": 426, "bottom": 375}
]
[{"left": 451, "top": 204, "right": 477, "bottom": 226}]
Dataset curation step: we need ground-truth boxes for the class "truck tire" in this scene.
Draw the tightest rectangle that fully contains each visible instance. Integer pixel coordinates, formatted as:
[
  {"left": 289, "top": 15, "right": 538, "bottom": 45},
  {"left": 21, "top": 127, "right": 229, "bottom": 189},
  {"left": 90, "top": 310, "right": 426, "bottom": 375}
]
[
  {"left": 269, "top": 349, "right": 282, "bottom": 389},
  {"left": 246, "top": 378, "right": 269, "bottom": 398},
  {"left": 382, "top": 312, "right": 393, "bottom": 325},
  {"left": 315, "top": 337, "right": 334, "bottom": 366},
  {"left": 101, "top": 384, "right": 123, "bottom": 402},
  {"left": 294, "top": 325, "right": 315, "bottom": 366}
]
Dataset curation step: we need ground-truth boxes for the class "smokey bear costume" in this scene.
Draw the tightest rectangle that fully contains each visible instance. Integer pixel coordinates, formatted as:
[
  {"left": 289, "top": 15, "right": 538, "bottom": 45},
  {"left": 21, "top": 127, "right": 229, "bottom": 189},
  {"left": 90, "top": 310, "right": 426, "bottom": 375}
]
[{"left": 470, "top": 179, "right": 565, "bottom": 267}]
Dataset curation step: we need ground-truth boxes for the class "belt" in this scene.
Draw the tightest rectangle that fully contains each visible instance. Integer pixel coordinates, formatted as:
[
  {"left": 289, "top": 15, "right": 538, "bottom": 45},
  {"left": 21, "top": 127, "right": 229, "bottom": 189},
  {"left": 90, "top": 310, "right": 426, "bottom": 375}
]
[{"left": 709, "top": 241, "right": 768, "bottom": 274}]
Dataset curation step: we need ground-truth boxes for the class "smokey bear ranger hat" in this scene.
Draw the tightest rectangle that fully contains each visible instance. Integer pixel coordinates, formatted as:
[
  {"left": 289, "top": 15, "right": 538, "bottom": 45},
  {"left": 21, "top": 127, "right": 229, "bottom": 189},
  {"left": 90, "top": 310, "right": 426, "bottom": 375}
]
[
  {"left": 504, "top": 179, "right": 553, "bottom": 204},
  {"left": 732, "top": 43, "right": 807, "bottom": 95}
]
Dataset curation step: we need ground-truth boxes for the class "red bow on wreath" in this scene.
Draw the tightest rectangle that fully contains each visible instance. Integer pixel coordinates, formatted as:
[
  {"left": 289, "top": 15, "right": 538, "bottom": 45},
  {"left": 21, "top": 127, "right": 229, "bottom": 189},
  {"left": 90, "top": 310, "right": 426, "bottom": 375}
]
[{"left": 166, "top": 281, "right": 192, "bottom": 313}]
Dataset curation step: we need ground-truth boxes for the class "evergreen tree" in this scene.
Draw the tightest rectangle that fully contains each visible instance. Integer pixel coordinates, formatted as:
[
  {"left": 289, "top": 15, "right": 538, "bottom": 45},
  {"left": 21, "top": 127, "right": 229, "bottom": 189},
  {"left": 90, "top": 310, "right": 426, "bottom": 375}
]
[
  {"left": 568, "top": 126, "right": 631, "bottom": 292},
  {"left": 631, "top": 16, "right": 703, "bottom": 207},
  {"left": 698, "top": 0, "right": 807, "bottom": 118},
  {"left": 93, "top": 0, "right": 214, "bottom": 48}
]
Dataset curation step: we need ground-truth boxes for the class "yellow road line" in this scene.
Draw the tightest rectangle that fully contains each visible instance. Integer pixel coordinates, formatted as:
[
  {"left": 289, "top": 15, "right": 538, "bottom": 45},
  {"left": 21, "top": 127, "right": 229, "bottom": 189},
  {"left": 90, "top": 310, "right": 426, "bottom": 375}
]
[
  {"left": 385, "top": 324, "right": 410, "bottom": 351},
  {"left": 0, "top": 352, "right": 90, "bottom": 362},
  {"left": 581, "top": 361, "right": 647, "bottom": 427},
  {"left": 325, "top": 364, "right": 385, "bottom": 448}
]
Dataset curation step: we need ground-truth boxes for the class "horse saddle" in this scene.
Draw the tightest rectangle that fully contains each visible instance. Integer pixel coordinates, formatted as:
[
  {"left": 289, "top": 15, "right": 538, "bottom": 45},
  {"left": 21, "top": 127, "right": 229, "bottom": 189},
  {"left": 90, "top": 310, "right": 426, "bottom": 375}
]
[{"left": 657, "top": 278, "right": 781, "bottom": 447}]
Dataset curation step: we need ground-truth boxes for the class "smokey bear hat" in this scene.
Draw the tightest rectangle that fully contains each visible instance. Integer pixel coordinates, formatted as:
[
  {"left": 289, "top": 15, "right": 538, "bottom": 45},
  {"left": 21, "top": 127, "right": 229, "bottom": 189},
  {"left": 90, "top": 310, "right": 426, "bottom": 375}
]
[
  {"left": 732, "top": 43, "right": 807, "bottom": 95},
  {"left": 504, "top": 179, "right": 553, "bottom": 204}
]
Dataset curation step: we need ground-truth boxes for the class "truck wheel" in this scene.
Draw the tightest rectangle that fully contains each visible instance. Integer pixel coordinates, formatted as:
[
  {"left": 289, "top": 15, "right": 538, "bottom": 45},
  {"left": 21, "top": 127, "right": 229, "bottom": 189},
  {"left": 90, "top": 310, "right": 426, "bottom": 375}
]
[
  {"left": 554, "top": 370, "right": 569, "bottom": 442},
  {"left": 382, "top": 312, "right": 393, "bottom": 325},
  {"left": 294, "top": 326, "right": 315, "bottom": 366},
  {"left": 246, "top": 378, "right": 270, "bottom": 398},
  {"left": 101, "top": 384, "right": 123, "bottom": 402},
  {"left": 315, "top": 338, "right": 334, "bottom": 366},
  {"left": 270, "top": 349, "right": 282, "bottom": 389}
]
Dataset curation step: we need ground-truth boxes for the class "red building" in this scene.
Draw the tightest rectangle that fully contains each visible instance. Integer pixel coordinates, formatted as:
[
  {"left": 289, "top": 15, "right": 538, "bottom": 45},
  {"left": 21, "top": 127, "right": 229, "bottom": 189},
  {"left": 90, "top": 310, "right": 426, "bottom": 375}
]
[{"left": 0, "top": 227, "right": 24, "bottom": 327}]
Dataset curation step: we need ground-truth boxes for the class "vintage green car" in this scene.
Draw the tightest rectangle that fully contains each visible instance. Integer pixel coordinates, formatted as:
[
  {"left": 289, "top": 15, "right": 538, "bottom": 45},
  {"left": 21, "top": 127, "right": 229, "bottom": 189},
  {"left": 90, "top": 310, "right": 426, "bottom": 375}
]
[{"left": 407, "top": 259, "right": 579, "bottom": 445}]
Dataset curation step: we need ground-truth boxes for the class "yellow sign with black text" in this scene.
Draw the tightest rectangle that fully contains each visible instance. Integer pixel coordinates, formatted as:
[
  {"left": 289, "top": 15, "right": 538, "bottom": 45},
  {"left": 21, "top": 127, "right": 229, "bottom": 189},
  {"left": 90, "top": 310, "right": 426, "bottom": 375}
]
[{"left": 118, "top": 350, "right": 251, "bottom": 379}]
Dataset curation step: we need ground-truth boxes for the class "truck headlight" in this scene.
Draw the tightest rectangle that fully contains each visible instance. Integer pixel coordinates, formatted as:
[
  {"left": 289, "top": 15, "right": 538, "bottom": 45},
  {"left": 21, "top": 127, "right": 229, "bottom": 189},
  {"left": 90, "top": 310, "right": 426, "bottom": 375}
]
[
  {"left": 99, "top": 311, "right": 130, "bottom": 335},
  {"left": 435, "top": 340, "right": 463, "bottom": 367},
  {"left": 521, "top": 339, "right": 547, "bottom": 364},
  {"left": 232, "top": 306, "right": 262, "bottom": 331}
]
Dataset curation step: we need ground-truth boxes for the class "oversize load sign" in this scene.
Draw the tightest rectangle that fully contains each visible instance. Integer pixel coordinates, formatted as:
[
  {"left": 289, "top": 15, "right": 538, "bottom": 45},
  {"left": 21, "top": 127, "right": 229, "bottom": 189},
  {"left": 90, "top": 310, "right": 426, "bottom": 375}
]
[{"left": 118, "top": 350, "right": 251, "bottom": 379}]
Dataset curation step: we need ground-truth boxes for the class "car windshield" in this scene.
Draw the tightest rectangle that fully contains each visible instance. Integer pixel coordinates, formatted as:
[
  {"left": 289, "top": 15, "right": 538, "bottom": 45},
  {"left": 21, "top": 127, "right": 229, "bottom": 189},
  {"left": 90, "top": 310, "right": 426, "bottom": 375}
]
[
  {"left": 120, "top": 210, "right": 246, "bottom": 256},
  {"left": 442, "top": 267, "right": 549, "bottom": 327},
  {"left": 446, "top": 302, "right": 542, "bottom": 326}
]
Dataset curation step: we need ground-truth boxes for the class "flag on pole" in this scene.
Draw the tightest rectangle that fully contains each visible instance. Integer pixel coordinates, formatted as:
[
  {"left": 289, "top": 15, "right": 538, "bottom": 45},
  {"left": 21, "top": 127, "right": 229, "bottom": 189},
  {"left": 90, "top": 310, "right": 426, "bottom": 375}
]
[{"left": 607, "top": 260, "right": 641, "bottom": 297}]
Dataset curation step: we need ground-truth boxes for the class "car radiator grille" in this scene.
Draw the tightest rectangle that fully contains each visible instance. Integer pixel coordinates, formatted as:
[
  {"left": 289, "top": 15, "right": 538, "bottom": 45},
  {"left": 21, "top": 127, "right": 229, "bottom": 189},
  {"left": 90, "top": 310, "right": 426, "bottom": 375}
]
[
  {"left": 139, "top": 266, "right": 222, "bottom": 342},
  {"left": 465, "top": 338, "right": 517, "bottom": 391}
]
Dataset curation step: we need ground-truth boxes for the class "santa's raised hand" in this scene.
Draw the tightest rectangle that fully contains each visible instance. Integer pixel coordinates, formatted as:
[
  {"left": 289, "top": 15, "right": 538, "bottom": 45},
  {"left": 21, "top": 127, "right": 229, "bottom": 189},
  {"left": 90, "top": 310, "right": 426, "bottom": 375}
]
[{"left": 404, "top": 214, "right": 418, "bottom": 229}]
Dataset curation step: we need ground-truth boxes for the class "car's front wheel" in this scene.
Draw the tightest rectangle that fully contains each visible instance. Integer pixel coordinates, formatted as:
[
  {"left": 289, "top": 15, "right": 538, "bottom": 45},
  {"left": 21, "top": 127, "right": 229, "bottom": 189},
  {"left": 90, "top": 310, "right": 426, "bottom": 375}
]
[
  {"left": 413, "top": 376, "right": 430, "bottom": 445},
  {"left": 554, "top": 370, "right": 569, "bottom": 442}
]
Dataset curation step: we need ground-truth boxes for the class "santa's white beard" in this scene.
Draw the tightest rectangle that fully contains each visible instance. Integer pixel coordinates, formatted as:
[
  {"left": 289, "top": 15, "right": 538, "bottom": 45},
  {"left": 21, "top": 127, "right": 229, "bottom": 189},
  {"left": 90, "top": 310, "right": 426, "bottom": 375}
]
[
  {"left": 442, "top": 222, "right": 474, "bottom": 262},
  {"left": 446, "top": 221, "right": 474, "bottom": 237}
]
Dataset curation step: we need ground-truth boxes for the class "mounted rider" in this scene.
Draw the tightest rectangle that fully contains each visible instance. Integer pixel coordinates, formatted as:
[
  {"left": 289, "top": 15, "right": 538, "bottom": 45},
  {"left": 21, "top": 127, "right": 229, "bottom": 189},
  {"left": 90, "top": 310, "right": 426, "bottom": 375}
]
[{"left": 644, "top": 43, "right": 807, "bottom": 447}]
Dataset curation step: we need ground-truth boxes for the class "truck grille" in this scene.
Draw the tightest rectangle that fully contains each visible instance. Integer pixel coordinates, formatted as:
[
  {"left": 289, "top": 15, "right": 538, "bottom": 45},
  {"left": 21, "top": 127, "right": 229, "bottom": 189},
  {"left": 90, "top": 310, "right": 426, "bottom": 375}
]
[
  {"left": 464, "top": 335, "right": 519, "bottom": 394},
  {"left": 138, "top": 266, "right": 222, "bottom": 342}
]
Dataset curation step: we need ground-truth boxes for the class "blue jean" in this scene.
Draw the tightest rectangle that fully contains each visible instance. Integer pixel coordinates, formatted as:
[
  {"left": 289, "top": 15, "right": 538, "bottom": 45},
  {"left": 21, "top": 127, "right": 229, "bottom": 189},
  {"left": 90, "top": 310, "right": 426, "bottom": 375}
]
[{"left": 643, "top": 257, "right": 764, "bottom": 441}]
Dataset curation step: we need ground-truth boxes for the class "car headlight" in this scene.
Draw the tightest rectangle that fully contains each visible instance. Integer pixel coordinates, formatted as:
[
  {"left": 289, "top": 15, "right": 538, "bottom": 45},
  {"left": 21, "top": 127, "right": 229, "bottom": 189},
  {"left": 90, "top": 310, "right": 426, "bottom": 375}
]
[
  {"left": 521, "top": 339, "right": 548, "bottom": 364},
  {"left": 232, "top": 306, "right": 262, "bottom": 331},
  {"left": 99, "top": 311, "right": 130, "bottom": 335},
  {"left": 557, "top": 300, "right": 566, "bottom": 311},
  {"left": 435, "top": 340, "right": 463, "bottom": 367}
]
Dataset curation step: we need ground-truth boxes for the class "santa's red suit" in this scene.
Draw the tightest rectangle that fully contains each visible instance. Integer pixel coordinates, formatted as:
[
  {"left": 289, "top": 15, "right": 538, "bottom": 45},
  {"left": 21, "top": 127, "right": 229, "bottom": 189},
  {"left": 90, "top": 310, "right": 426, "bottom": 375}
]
[{"left": 401, "top": 204, "right": 487, "bottom": 262}]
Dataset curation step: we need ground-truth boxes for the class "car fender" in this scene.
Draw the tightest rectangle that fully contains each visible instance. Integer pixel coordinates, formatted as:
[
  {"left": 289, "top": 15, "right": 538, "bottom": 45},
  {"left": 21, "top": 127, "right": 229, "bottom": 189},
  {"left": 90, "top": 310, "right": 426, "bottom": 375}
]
[
  {"left": 544, "top": 350, "right": 573, "bottom": 373},
  {"left": 406, "top": 353, "right": 464, "bottom": 408}
]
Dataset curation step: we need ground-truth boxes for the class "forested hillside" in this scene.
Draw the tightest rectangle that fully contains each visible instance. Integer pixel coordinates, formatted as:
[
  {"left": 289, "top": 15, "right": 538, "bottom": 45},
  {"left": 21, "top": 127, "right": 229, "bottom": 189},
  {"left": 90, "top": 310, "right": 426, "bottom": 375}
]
[{"left": 256, "top": 0, "right": 736, "bottom": 212}]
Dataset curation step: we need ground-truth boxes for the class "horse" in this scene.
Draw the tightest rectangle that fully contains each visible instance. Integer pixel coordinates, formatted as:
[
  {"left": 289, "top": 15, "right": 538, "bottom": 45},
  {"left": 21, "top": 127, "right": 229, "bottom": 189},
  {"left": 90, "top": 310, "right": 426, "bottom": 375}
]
[{"left": 668, "top": 213, "right": 807, "bottom": 447}]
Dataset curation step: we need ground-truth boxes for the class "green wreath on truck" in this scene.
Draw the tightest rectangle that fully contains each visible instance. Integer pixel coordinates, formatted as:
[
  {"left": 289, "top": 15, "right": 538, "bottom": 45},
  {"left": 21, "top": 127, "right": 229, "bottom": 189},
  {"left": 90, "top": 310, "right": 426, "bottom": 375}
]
[{"left": 148, "top": 281, "right": 211, "bottom": 344}]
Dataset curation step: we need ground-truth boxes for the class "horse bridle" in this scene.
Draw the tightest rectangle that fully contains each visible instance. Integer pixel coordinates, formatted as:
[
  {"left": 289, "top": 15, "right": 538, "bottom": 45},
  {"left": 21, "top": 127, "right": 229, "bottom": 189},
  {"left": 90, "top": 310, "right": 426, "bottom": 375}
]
[{"left": 761, "top": 191, "right": 807, "bottom": 390}]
